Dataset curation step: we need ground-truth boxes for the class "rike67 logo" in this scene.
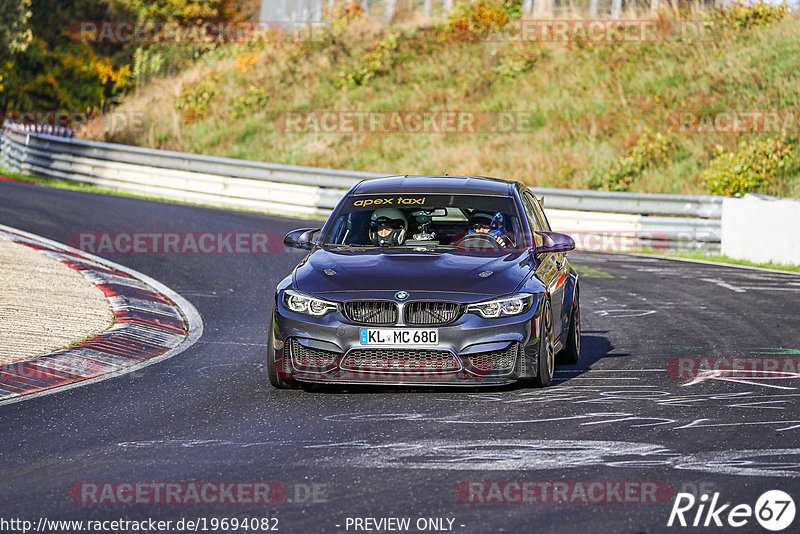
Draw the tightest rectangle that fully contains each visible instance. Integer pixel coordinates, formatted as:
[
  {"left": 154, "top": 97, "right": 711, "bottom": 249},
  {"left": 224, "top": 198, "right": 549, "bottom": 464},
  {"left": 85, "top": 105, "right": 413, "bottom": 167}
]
[{"left": 668, "top": 490, "right": 795, "bottom": 531}]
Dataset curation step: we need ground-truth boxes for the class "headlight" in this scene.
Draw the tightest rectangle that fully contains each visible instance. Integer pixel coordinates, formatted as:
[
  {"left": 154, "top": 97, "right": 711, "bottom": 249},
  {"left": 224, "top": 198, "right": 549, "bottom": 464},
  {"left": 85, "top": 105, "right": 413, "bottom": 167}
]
[
  {"left": 466, "top": 294, "right": 535, "bottom": 318},
  {"left": 283, "top": 290, "right": 338, "bottom": 316}
]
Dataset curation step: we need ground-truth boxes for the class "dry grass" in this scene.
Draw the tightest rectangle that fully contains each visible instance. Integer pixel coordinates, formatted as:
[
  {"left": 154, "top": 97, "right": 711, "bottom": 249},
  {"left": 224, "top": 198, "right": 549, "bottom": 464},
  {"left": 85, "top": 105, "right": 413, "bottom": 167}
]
[{"left": 91, "top": 8, "right": 800, "bottom": 196}]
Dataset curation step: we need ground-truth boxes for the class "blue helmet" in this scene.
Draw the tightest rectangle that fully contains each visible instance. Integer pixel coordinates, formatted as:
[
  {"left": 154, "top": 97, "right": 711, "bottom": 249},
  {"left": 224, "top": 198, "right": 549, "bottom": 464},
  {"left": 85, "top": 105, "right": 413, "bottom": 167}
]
[{"left": 468, "top": 211, "right": 505, "bottom": 238}]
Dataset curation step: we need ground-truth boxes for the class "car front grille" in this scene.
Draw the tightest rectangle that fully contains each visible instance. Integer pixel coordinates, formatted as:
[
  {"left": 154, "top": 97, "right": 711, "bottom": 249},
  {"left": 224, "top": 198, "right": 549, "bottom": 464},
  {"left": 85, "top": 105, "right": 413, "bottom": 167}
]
[
  {"left": 342, "top": 301, "right": 398, "bottom": 325},
  {"left": 404, "top": 301, "right": 461, "bottom": 325},
  {"left": 340, "top": 349, "right": 461, "bottom": 373},
  {"left": 463, "top": 343, "right": 520, "bottom": 376},
  {"left": 289, "top": 339, "right": 338, "bottom": 372}
]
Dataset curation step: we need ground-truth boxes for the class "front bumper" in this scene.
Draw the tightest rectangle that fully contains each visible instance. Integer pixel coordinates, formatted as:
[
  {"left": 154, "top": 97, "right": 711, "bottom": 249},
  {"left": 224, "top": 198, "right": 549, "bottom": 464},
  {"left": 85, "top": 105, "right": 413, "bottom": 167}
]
[{"left": 270, "top": 292, "right": 543, "bottom": 386}]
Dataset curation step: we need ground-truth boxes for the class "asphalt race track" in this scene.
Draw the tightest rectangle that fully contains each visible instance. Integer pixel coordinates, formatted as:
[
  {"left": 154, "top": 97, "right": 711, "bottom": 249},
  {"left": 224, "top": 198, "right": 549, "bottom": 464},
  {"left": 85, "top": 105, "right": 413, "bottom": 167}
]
[{"left": 2, "top": 180, "right": 800, "bottom": 533}]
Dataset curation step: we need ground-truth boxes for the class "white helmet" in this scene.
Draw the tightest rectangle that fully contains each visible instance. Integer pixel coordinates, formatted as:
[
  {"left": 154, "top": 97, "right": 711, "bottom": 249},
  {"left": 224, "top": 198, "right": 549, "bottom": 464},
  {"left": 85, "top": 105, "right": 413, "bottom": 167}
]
[{"left": 369, "top": 208, "right": 407, "bottom": 246}]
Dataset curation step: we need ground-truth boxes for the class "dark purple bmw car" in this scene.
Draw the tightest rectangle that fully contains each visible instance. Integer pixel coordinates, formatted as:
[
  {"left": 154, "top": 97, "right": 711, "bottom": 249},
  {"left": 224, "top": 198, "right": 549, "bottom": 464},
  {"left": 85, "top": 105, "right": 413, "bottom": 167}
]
[{"left": 268, "top": 175, "right": 580, "bottom": 388}]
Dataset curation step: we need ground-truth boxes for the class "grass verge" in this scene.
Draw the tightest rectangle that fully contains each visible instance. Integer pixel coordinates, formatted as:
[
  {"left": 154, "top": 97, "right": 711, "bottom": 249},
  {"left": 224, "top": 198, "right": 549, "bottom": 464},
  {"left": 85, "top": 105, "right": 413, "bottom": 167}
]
[
  {"left": 0, "top": 167, "right": 326, "bottom": 221},
  {"left": 633, "top": 250, "right": 800, "bottom": 273}
]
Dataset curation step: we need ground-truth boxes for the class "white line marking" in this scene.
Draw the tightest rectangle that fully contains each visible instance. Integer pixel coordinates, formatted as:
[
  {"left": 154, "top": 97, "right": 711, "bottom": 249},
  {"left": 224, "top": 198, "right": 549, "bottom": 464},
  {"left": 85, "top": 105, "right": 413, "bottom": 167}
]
[
  {"left": 739, "top": 286, "right": 800, "bottom": 292},
  {"left": 674, "top": 419, "right": 711, "bottom": 429},
  {"left": 594, "top": 309, "right": 657, "bottom": 318},
  {"left": 677, "top": 420, "right": 800, "bottom": 429},
  {"left": 0, "top": 224, "right": 204, "bottom": 408},
  {"left": 682, "top": 370, "right": 798, "bottom": 390},
  {"left": 700, "top": 278, "right": 746, "bottom": 293},
  {"left": 550, "top": 385, "right": 658, "bottom": 388},
  {"left": 727, "top": 400, "right": 789, "bottom": 409},
  {"left": 711, "top": 377, "right": 797, "bottom": 390},
  {"left": 555, "top": 377, "right": 641, "bottom": 380},
  {"left": 623, "top": 251, "right": 800, "bottom": 277}
]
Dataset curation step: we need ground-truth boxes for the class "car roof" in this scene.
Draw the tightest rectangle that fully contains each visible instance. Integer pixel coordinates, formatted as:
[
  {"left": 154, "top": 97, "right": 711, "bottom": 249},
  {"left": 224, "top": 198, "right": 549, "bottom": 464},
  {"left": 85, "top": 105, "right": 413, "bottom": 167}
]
[{"left": 350, "top": 175, "right": 519, "bottom": 197}]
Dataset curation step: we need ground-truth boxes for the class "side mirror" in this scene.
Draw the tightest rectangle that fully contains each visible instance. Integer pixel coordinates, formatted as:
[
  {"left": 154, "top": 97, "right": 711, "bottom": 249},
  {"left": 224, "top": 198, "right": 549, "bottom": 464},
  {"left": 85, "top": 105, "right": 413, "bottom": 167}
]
[
  {"left": 284, "top": 228, "right": 320, "bottom": 250},
  {"left": 534, "top": 231, "right": 575, "bottom": 254}
]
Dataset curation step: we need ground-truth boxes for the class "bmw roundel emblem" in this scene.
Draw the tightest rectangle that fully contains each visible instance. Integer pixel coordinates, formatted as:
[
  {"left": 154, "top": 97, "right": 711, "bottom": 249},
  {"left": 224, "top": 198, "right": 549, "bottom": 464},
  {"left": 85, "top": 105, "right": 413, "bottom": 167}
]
[{"left": 395, "top": 291, "right": 409, "bottom": 301}]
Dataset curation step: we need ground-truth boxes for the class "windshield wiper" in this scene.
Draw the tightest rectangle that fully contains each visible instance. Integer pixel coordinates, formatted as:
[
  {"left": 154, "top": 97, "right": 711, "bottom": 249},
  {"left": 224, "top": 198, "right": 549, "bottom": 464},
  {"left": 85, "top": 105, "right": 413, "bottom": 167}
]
[{"left": 322, "top": 244, "right": 377, "bottom": 249}]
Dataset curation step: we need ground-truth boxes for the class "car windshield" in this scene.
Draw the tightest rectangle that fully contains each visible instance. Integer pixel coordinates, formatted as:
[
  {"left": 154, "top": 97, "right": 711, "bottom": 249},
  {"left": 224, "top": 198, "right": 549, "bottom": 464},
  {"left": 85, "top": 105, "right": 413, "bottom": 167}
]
[{"left": 321, "top": 193, "right": 527, "bottom": 250}]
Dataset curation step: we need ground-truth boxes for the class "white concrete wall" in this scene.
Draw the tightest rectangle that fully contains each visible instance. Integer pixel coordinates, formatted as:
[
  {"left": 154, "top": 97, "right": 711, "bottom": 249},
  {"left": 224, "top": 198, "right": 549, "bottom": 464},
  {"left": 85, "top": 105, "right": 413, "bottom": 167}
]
[{"left": 722, "top": 194, "right": 800, "bottom": 265}]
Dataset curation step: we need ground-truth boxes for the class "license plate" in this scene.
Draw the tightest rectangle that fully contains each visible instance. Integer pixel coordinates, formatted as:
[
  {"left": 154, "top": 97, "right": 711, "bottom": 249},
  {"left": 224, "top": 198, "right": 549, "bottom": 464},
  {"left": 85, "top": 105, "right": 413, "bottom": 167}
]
[{"left": 359, "top": 328, "right": 439, "bottom": 346}]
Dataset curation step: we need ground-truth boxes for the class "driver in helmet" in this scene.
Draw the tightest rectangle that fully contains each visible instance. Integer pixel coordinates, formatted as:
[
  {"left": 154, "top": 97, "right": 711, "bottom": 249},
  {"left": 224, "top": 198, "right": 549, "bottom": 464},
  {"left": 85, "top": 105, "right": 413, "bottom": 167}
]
[
  {"left": 369, "top": 208, "right": 408, "bottom": 246},
  {"left": 454, "top": 211, "right": 514, "bottom": 248}
]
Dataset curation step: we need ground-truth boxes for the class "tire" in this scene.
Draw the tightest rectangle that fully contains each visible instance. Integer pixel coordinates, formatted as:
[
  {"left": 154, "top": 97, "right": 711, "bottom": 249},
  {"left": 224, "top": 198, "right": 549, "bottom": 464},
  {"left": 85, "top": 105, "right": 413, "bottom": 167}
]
[
  {"left": 531, "top": 299, "right": 555, "bottom": 387},
  {"left": 559, "top": 289, "right": 580, "bottom": 365},
  {"left": 267, "top": 317, "right": 298, "bottom": 389}
]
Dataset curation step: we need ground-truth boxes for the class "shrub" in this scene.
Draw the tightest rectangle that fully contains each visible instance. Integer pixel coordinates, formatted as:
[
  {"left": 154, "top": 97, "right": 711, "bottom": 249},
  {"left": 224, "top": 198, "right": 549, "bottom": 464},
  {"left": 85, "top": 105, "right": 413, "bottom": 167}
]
[
  {"left": 133, "top": 44, "right": 217, "bottom": 86},
  {"left": 708, "top": 1, "right": 790, "bottom": 32},
  {"left": 589, "top": 132, "right": 672, "bottom": 191},
  {"left": 445, "top": 0, "right": 522, "bottom": 42},
  {"left": 490, "top": 45, "right": 541, "bottom": 79},
  {"left": 175, "top": 80, "right": 216, "bottom": 123},
  {"left": 336, "top": 33, "right": 399, "bottom": 89},
  {"left": 233, "top": 84, "right": 270, "bottom": 117},
  {"left": 700, "top": 136, "right": 799, "bottom": 196},
  {"left": 324, "top": 1, "right": 365, "bottom": 33}
]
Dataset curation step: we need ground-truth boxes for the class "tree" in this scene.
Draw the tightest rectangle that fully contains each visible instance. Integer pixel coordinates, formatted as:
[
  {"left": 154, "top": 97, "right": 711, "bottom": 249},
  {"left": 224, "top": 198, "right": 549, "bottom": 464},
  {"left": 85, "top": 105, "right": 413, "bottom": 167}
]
[{"left": 0, "top": 0, "right": 33, "bottom": 93}]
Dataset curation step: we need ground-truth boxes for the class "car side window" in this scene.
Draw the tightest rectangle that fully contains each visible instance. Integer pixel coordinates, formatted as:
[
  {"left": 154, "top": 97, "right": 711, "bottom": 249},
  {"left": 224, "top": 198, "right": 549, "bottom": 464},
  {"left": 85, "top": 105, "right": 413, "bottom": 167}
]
[
  {"left": 520, "top": 192, "right": 545, "bottom": 248},
  {"left": 525, "top": 192, "right": 551, "bottom": 231},
  {"left": 521, "top": 192, "right": 543, "bottom": 231}
]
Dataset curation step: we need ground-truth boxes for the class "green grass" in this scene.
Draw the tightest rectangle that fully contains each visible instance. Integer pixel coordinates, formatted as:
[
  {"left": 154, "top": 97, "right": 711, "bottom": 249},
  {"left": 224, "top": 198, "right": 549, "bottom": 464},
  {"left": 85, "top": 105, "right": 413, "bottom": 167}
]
[
  {"left": 1, "top": 169, "right": 108, "bottom": 193},
  {"left": 573, "top": 264, "right": 624, "bottom": 278},
  {"left": 0, "top": 167, "right": 327, "bottom": 221},
  {"left": 94, "top": 8, "right": 800, "bottom": 197},
  {"left": 636, "top": 250, "right": 800, "bottom": 273}
]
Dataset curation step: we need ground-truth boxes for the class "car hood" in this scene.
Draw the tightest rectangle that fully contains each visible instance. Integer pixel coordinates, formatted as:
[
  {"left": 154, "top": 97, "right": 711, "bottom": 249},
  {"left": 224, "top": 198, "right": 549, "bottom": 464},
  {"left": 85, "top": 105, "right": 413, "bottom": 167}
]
[{"left": 294, "top": 247, "right": 532, "bottom": 296}]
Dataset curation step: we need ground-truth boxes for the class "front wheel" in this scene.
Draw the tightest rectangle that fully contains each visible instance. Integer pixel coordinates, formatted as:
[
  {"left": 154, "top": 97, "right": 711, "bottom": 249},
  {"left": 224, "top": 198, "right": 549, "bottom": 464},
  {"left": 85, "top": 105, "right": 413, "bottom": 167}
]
[
  {"left": 559, "top": 289, "right": 580, "bottom": 365},
  {"left": 529, "top": 299, "right": 555, "bottom": 387},
  {"left": 267, "top": 317, "right": 298, "bottom": 389}
]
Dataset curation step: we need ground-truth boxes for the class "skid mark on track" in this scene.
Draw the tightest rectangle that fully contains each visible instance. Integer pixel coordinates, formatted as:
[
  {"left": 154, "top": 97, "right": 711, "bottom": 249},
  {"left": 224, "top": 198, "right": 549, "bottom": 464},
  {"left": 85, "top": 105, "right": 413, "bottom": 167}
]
[
  {"left": 311, "top": 440, "right": 800, "bottom": 477},
  {"left": 112, "top": 438, "right": 800, "bottom": 477}
]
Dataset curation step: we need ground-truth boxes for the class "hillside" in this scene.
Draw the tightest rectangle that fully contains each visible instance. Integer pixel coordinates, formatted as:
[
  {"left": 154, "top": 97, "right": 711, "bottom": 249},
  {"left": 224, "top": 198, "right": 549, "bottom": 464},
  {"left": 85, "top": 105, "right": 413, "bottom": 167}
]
[{"left": 95, "top": 2, "right": 800, "bottom": 196}]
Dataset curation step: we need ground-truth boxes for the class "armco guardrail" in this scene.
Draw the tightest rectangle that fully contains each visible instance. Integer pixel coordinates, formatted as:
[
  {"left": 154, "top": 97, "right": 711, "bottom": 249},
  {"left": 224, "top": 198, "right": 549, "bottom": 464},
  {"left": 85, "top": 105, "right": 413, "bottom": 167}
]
[{"left": 1, "top": 121, "right": 721, "bottom": 251}]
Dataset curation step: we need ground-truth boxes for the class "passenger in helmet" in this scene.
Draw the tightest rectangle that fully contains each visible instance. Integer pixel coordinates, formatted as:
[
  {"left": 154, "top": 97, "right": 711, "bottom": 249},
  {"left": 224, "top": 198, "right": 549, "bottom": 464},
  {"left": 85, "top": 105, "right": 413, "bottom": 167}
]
[
  {"left": 459, "top": 211, "right": 514, "bottom": 248},
  {"left": 468, "top": 211, "right": 504, "bottom": 236},
  {"left": 369, "top": 208, "right": 408, "bottom": 246}
]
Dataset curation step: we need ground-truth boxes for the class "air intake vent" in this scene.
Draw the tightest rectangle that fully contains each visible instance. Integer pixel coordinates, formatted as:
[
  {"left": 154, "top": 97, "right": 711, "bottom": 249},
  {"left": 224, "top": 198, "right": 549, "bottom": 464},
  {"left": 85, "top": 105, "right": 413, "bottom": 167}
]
[
  {"left": 342, "top": 301, "right": 398, "bottom": 325},
  {"left": 463, "top": 343, "right": 520, "bottom": 376},
  {"left": 289, "top": 339, "right": 338, "bottom": 372},
  {"left": 341, "top": 349, "right": 461, "bottom": 373},
  {"left": 404, "top": 301, "right": 460, "bottom": 325}
]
